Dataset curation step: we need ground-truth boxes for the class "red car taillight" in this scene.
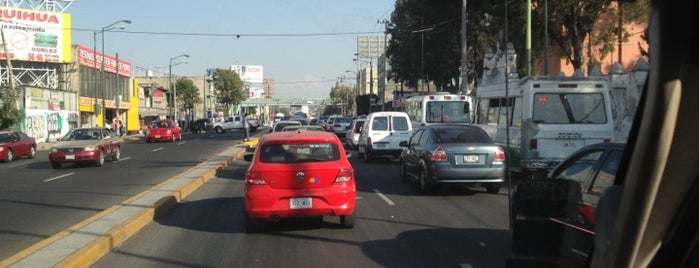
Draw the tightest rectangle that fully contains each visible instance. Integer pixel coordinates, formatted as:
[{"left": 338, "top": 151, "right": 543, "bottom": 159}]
[
  {"left": 494, "top": 146, "right": 506, "bottom": 163},
  {"left": 246, "top": 170, "right": 265, "bottom": 185},
  {"left": 335, "top": 168, "right": 353, "bottom": 183},
  {"left": 430, "top": 146, "right": 447, "bottom": 161}
]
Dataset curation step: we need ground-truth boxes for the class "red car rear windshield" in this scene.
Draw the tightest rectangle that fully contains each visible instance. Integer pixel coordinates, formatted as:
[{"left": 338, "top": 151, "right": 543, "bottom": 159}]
[{"left": 259, "top": 143, "right": 340, "bottom": 163}]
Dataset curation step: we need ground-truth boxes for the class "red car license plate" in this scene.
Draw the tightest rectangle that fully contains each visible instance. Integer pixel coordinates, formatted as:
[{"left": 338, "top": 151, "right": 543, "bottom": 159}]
[{"left": 290, "top": 197, "right": 312, "bottom": 209}]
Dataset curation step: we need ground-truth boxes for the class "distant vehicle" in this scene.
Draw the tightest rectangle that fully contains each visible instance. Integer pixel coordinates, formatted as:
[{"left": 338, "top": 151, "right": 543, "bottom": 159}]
[
  {"left": 247, "top": 118, "right": 261, "bottom": 131},
  {"left": 473, "top": 77, "right": 614, "bottom": 177},
  {"left": 48, "top": 127, "right": 121, "bottom": 169},
  {"left": 280, "top": 125, "right": 325, "bottom": 132},
  {"left": 403, "top": 93, "right": 471, "bottom": 129},
  {"left": 511, "top": 142, "right": 625, "bottom": 263},
  {"left": 0, "top": 130, "right": 37, "bottom": 163},
  {"left": 189, "top": 118, "right": 214, "bottom": 133},
  {"left": 330, "top": 116, "right": 353, "bottom": 138},
  {"left": 399, "top": 124, "right": 506, "bottom": 194},
  {"left": 146, "top": 119, "right": 182, "bottom": 143},
  {"left": 345, "top": 118, "right": 366, "bottom": 150},
  {"left": 213, "top": 115, "right": 253, "bottom": 133},
  {"left": 357, "top": 111, "right": 413, "bottom": 162},
  {"left": 242, "top": 130, "right": 356, "bottom": 232},
  {"left": 271, "top": 120, "right": 303, "bottom": 132}
]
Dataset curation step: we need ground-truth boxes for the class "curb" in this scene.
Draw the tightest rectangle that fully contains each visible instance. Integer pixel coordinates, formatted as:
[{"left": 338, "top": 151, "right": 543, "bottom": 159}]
[{"left": 2, "top": 137, "right": 260, "bottom": 268}]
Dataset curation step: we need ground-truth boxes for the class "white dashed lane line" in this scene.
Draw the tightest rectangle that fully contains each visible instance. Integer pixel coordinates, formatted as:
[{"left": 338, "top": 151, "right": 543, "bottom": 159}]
[
  {"left": 152, "top": 147, "right": 164, "bottom": 152},
  {"left": 373, "top": 189, "right": 395, "bottom": 206},
  {"left": 44, "top": 172, "right": 75, "bottom": 182}
]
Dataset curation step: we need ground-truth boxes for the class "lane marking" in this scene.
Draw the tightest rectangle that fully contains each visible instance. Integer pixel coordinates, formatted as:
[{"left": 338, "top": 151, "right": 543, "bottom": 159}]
[
  {"left": 152, "top": 147, "right": 164, "bottom": 152},
  {"left": 373, "top": 189, "right": 395, "bottom": 206},
  {"left": 177, "top": 141, "right": 186, "bottom": 145},
  {"left": 44, "top": 172, "right": 76, "bottom": 182},
  {"left": 120, "top": 157, "right": 132, "bottom": 161},
  {"left": 9, "top": 161, "right": 31, "bottom": 168}
]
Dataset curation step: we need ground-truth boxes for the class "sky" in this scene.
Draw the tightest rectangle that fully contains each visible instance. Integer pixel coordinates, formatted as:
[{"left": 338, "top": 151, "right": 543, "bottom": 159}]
[{"left": 67, "top": 0, "right": 395, "bottom": 99}]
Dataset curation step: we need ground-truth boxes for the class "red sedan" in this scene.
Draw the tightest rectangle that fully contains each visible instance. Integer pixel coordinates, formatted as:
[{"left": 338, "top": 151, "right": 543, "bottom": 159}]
[
  {"left": 146, "top": 119, "right": 182, "bottom": 143},
  {"left": 0, "top": 130, "right": 37, "bottom": 163},
  {"left": 48, "top": 127, "right": 121, "bottom": 169},
  {"left": 242, "top": 131, "right": 356, "bottom": 232}
]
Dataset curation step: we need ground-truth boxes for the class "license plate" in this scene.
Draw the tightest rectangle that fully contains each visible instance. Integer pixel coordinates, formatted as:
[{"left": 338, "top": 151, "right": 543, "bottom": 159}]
[
  {"left": 463, "top": 154, "right": 479, "bottom": 163},
  {"left": 290, "top": 197, "right": 312, "bottom": 209},
  {"left": 65, "top": 155, "right": 75, "bottom": 160},
  {"left": 155, "top": 135, "right": 161, "bottom": 138},
  {"left": 376, "top": 143, "right": 386, "bottom": 148}
]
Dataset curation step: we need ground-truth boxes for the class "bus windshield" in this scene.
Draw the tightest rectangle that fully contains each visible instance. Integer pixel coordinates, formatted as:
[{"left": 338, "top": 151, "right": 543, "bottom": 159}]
[
  {"left": 532, "top": 93, "right": 607, "bottom": 124},
  {"left": 426, "top": 101, "right": 470, "bottom": 123}
]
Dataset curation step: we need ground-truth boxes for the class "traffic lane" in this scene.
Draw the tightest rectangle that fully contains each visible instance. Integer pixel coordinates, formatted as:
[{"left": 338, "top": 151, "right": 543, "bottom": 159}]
[
  {"left": 0, "top": 134, "right": 244, "bottom": 261},
  {"left": 93, "top": 153, "right": 512, "bottom": 267}
]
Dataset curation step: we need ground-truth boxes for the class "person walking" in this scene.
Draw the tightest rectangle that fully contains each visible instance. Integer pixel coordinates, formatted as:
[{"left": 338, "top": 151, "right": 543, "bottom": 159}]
[{"left": 242, "top": 113, "right": 250, "bottom": 141}]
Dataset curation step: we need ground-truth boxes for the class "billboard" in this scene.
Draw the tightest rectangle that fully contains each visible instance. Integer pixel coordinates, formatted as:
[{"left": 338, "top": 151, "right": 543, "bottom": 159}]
[
  {"left": 357, "top": 36, "right": 385, "bottom": 59},
  {"left": 0, "top": 7, "right": 72, "bottom": 63},
  {"left": 76, "top": 45, "right": 131, "bottom": 77},
  {"left": 230, "top": 65, "right": 263, "bottom": 83}
]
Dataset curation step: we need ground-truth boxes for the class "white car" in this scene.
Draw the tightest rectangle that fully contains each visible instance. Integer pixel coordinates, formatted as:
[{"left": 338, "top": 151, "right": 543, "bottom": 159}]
[
  {"left": 345, "top": 118, "right": 365, "bottom": 150},
  {"left": 212, "top": 115, "right": 248, "bottom": 134}
]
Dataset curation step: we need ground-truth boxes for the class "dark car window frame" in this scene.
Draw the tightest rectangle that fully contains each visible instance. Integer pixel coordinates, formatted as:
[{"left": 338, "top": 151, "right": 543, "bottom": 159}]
[
  {"left": 409, "top": 129, "right": 424, "bottom": 146},
  {"left": 550, "top": 148, "right": 607, "bottom": 192}
]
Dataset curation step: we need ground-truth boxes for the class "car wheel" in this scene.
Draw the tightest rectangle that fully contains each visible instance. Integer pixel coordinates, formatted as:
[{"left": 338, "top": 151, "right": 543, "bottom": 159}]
[
  {"left": 485, "top": 183, "right": 501, "bottom": 194},
  {"left": 51, "top": 161, "right": 61, "bottom": 169},
  {"left": 340, "top": 212, "right": 355, "bottom": 228},
  {"left": 178, "top": 133, "right": 182, "bottom": 141},
  {"left": 244, "top": 213, "right": 266, "bottom": 233},
  {"left": 4, "top": 149, "right": 13, "bottom": 162},
  {"left": 418, "top": 167, "right": 432, "bottom": 194},
  {"left": 29, "top": 146, "right": 36, "bottom": 159},
  {"left": 399, "top": 160, "right": 411, "bottom": 183},
  {"left": 112, "top": 147, "right": 120, "bottom": 162},
  {"left": 95, "top": 150, "right": 105, "bottom": 167},
  {"left": 215, "top": 126, "right": 224, "bottom": 134}
]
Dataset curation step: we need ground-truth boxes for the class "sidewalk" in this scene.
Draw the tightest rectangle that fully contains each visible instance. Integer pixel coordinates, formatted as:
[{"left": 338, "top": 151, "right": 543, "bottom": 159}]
[{"left": 2, "top": 135, "right": 261, "bottom": 268}]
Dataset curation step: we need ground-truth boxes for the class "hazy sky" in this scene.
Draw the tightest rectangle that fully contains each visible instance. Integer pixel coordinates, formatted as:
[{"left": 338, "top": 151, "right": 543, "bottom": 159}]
[{"left": 68, "top": 0, "right": 395, "bottom": 98}]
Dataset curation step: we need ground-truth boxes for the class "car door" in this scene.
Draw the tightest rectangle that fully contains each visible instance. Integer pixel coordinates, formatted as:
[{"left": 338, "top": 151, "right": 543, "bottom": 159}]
[
  {"left": 388, "top": 114, "right": 412, "bottom": 149},
  {"left": 402, "top": 128, "right": 425, "bottom": 176}
]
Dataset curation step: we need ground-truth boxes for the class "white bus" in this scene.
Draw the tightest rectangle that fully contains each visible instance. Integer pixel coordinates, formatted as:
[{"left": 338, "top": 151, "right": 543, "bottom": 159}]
[
  {"left": 402, "top": 93, "right": 471, "bottom": 130},
  {"left": 473, "top": 76, "right": 614, "bottom": 177}
]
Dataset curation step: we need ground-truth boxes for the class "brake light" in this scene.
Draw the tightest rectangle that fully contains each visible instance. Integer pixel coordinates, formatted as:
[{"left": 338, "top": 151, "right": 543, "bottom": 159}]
[
  {"left": 353, "top": 128, "right": 359, "bottom": 134},
  {"left": 494, "top": 146, "right": 506, "bottom": 163},
  {"left": 335, "top": 168, "right": 353, "bottom": 183},
  {"left": 367, "top": 137, "right": 372, "bottom": 150},
  {"left": 431, "top": 146, "right": 448, "bottom": 161},
  {"left": 530, "top": 139, "right": 538, "bottom": 150},
  {"left": 246, "top": 170, "right": 265, "bottom": 185}
]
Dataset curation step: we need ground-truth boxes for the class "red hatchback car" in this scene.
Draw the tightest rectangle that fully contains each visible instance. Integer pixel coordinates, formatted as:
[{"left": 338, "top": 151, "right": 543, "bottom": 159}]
[
  {"left": 146, "top": 119, "right": 182, "bottom": 143},
  {"left": 0, "top": 130, "right": 37, "bottom": 163},
  {"left": 243, "top": 131, "right": 356, "bottom": 232}
]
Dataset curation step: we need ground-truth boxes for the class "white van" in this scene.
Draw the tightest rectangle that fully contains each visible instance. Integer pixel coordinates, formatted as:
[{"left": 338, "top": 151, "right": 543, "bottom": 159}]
[{"left": 357, "top": 111, "right": 413, "bottom": 162}]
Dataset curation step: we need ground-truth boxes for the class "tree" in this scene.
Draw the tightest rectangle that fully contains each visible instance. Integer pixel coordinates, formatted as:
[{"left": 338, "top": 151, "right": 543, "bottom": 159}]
[
  {"left": 213, "top": 68, "right": 245, "bottom": 116},
  {"left": 175, "top": 78, "right": 202, "bottom": 121},
  {"left": 329, "top": 82, "right": 354, "bottom": 115},
  {"left": 0, "top": 86, "right": 23, "bottom": 130}
]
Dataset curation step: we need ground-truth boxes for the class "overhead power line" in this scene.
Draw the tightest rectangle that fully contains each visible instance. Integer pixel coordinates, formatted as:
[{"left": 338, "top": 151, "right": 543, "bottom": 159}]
[{"left": 71, "top": 28, "right": 384, "bottom": 37}]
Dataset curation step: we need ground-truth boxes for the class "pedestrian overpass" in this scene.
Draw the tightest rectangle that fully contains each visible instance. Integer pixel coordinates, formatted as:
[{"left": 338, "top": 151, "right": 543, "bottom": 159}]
[{"left": 240, "top": 97, "right": 333, "bottom": 107}]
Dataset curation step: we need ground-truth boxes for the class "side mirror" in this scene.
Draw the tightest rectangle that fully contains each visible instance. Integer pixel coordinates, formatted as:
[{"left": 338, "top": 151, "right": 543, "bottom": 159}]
[
  {"left": 243, "top": 153, "right": 254, "bottom": 161},
  {"left": 399, "top": 140, "right": 408, "bottom": 147}
]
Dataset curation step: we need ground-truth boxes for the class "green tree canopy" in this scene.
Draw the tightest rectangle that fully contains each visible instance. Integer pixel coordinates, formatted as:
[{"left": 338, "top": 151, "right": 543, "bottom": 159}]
[
  {"left": 175, "top": 77, "right": 202, "bottom": 120},
  {"left": 0, "top": 86, "right": 23, "bottom": 130},
  {"left": 213, "top": 68, "right": 245, "bottom": 115}
]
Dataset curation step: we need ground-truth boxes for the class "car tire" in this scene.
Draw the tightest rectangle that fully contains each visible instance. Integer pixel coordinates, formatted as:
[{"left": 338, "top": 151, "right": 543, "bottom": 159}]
[
  {"left": 418, "top": 167, "right": 432, "bottom": 194},
  {"left": 340, "top": 212, "right": 355, "bottom": 228},
  {"left": 215, "top": 126, "right": 224, "bottom": 134},
  {"left": 4, "top": 149, "right": 13, "bottom": 162},
  {"left": 485, "top": 183, "right": 501, "bottom": 194},
  {"left": 51, "top": 161, "right": 61, "bottom": 169},
  {"left": 29, "top": 146, "right": 36, "bottom": 159},
  {"left": 95, "top": 150, "right": 105, "bottom": 167},
  {"left": 112, "top": 147, "right": 120, "bottom": 162},
  {"left": 399, "top": 160, "right": 411, "bottom": 183}
]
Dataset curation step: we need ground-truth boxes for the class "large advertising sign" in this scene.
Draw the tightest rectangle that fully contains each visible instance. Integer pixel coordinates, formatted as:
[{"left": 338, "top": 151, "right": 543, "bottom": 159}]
[
  {"left": 357, "top": 36, "right": 385, "bottom": 59},
  {"left": 230, "top": 65, "right": 264, "bottom": 83},
  {"left": 76, "top": 45, "right": 131, "bottom": 77},
  {"left": 0, "top": 7, "right": 72, "bottom": 63}
]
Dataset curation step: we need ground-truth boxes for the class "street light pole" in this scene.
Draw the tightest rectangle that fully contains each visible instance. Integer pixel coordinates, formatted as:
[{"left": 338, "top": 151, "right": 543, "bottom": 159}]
[
  {"left": 169, "top": 54, "right": 190, "bottom": 124},
  {"left": 96, "top": 19, "right": 131, "bottom": 127}
]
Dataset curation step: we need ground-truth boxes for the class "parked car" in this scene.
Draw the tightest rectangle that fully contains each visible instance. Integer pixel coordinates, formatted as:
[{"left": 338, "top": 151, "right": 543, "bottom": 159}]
[
  {"left": 189, "top": 118, "right": 214, "bottom": 133},
  {"left": 357, "top": 111, "right": 413, "bottom": 162},
  {"left": 146, "top": 119, "right": 182, "bottom": 142},
  {"left": 48, "top": 127, "right": 121, "bottom": 169},
  {"left": 345, "top": 118, "right": 365, "bottom": 150},
  {"left": 0, "top": 130, "right": 37, "bottom": 163},
  {"left": 271, "top": 120, "right": 302, "bottom": 132},
  {"left": 399, "top": 124, "right": 506, "bottom": 194},
  {"left": 242, "top": 131, "right": 356, "bottom": 232},
  {"left": 212, "top": 115, "right": 249, "bottom": 134},
  {"left": 280, "top": 125, "right": 325, "bottom": 132},
  {"left": 510, "top": 142, "right": 625, "bottom": 263}
]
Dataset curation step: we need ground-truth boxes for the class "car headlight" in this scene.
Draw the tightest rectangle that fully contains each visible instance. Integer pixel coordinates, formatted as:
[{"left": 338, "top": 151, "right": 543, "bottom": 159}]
[
  {"left": 0, "top": 147, "right": 4, "bottom": 152},
  {"left": 51, "top": 148, "right": 57, "bottom": 153},
  {"left": 84, "top": 146, "right": 98, "bottom": 151}
]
